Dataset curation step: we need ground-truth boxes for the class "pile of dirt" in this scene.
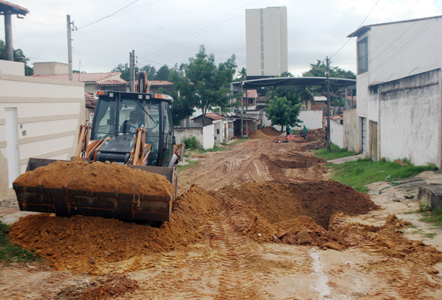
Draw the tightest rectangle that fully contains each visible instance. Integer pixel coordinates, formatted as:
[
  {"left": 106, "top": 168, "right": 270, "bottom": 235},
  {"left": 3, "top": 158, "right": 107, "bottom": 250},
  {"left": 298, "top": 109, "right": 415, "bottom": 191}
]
[
  {"left": 267, "top": 152, "right": 325, "bottom": 169},
  {"left": 261, "top": 126, "right": 281, "bottom": 136},
  {"left": 275, "top": 216, "right": 343, "bottom": 250},
  {"left": 331, "top": 213, "right": 442, "bottom": 274},
  {"left": 55, "top": 275, "right": 138, "bottom": 300},
  {"left": 299, "top": 140, "right": 327, "bottom": 151},
  {"left": 249, "top": 130, "right": 275, "bottom": 140},
  {"left": 219, "top": 181, "right": 377, "bottom": 229},
  {"left": 219, "top": 181, "right": 377, "bottom": 249},
  {"left": 9, "top": 185, "right": 222, "bottom": 274},
  {"left": 13, "top": 159, "right": 172, "bottom": 197}
]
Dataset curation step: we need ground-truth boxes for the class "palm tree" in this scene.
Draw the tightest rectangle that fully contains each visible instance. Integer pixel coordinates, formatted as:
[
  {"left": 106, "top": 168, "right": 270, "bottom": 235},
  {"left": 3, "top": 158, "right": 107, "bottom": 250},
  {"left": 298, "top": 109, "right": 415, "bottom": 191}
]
[{"left": 297, "top": 86, "right": 315, "bottom": 110}]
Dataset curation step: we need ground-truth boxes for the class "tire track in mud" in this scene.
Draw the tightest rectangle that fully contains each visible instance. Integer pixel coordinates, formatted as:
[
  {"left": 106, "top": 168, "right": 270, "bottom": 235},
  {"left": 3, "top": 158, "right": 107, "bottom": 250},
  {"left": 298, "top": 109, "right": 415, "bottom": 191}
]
[
  {"left": 129, "top": 215, "right": 274, "bottom": 299},
  {"left": 179, "top": 140, "right": 275, "bottom": 191},
  {"left": 209, "top": 217, "right": 265, "bottom": 299}
]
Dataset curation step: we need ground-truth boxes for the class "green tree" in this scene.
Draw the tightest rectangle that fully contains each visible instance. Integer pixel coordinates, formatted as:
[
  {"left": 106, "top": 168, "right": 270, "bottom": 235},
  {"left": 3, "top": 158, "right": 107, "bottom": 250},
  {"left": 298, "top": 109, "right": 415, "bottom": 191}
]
[
  {"left": 168, "top": 69, "right": 196, "bottom": 126},
  {"left": 297, "top": 86, "right": 315, "bottom": 110},
  {"left": 0, "top": 40, "right": 33, "bottom": 76},
  {"left": 265, "top": 96, "right": 301, "bottom": 133},
  {"left": 182, "top": 45, "right": 236, "bottom": 125},
  {"left": 140, "top": 65, "right": 157, "bottom": 80},
  {"left": 111, "top": 63, "right": 132, "bottom": 81},
  {"left": 266, "top": 71, "right": 299, "bottom": 104},
  {"left": 156, "top": 65, "right": 170, "bottom": 81},
  {"left": 302, "top": 60, "right": 356, "bottom": 79},
  {"left": 235, "top": 67, "right": 247, "bottom": 81},
  {"left": 302, "top": 59, "right": 356, "bottom": 105}
]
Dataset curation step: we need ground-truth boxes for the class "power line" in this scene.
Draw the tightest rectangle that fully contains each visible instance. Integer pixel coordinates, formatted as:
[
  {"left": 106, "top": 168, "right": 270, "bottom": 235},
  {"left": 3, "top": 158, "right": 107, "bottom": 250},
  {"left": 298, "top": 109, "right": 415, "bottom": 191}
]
[
  {"left": 330, "top": 0, "right": 381, "bottom": 59},
  {"left": 78, "top": 0, "right": 139, "bottom": 29},
  {"left": 138, "top": 0, "right": 262, "bottom": 62}
]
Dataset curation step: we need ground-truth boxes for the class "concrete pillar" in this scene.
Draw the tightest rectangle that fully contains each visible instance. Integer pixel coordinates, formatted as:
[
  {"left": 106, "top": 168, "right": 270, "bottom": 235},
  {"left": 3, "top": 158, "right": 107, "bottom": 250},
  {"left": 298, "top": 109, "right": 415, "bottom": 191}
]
[{"left": 5, "top": 13, "right": 13, "bottom": 61}]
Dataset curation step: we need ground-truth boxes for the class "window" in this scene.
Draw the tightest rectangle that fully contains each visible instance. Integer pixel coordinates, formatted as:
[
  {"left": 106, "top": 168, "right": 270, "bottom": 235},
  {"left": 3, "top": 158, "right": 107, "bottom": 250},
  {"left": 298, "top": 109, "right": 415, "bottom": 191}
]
[{"left": 357, "top": 38, "right": 368, "bottom": 74}]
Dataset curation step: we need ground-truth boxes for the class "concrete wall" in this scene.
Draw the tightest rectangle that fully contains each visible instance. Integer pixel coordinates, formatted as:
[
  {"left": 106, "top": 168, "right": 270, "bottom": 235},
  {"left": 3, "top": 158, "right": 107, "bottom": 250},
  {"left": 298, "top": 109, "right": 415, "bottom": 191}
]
[
  {"left": 343, "top": 109, "right": 360, "bottom": 152},
  {"left": 262, "top": 110, "right": 323, "bottom": 131},
  {"left": 330, "top": 119, "right": 344, "bottom": 149},
  {"left": 294, "top": 110, "right": 323, "bottom": 130},
  {"left": 213, "top": 120, "right": 223, "bottom": 145},
  {"left": 0, "top": 61, "right": 85, "bottom": 199},
  {"left": 174, "top": 127, "right": 204, "bottom": 148},
  {"left": 377, "top": 70, "right": 441, "bottom": 167},
  {"left": 366, "top": 17, "right": 442, "bottom": 85},
  {"left": 0, "top": 60, "right": 25, "bottom": 76},
  {"left": 174, "top": 124, "right": 215, "bottom": 150},
  {"left": 34, "top": 62, "right": 69, "bottom": 76},
  {"left": 202, "top": 124, "right": 214, "bottom": 149},
  {"left": 351, "top": 16, "right": 442, "bottom": 162}
]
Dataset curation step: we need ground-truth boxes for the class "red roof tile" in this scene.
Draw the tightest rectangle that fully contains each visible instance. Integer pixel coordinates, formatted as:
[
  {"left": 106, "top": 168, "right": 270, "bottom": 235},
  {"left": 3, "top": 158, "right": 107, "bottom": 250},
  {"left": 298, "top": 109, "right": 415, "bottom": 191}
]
[
  {"left": 0, "top": 0, "right": 29, "bottom": 14},
  {"left": 204, "top": 112, "right": 224, "bottom": 120},
  {"left": 137, "top": 80, "right": 173, "bottom": 87},
  {"left": 191, "top": 112, "right": 224, "bottom": 121},
  {"left": 85, "top": 92, "right": 96, "bottom": 108},
  {"left": 97, "top": 79, "right": 129, "bottom": 86},
  {"left": 244, "top": 89, "right": 257, "bottom": 98}
]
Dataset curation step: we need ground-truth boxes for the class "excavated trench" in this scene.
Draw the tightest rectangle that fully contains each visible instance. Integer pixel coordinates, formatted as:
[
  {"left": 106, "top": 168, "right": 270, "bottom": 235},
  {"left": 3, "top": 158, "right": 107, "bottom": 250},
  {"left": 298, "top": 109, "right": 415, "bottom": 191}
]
[{"left": 8, "top": 134, "right": 378, "bottom": 274}]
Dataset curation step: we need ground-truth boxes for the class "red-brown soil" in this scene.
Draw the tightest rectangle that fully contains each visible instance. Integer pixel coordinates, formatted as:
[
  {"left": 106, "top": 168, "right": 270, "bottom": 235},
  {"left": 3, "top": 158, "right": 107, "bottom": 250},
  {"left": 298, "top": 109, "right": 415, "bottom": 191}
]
[
  {"left": 4, "top": 137, "right": 442, "bottom": 299},
  {"left": 9, "top": 185, "right": 222, "bottom": 274},
  {"left": 260, "top": 126, "right": 281, "bottom": 136},
  {"left": 13, "top": 159, "right": 172, "bottom": 197},
  {"left": 221, "top": 181, "right": 377, "bottom": 229},
  {"left": 54, "top": 275, "right": 139, "bottom": 300}
]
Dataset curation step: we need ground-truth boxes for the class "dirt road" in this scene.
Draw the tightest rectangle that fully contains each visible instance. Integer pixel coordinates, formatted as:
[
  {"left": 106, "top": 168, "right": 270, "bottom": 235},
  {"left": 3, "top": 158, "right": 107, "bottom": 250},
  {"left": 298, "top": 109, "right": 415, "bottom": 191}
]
[{"left": 1, "top": 133, "right": 442, "bottom": 299}]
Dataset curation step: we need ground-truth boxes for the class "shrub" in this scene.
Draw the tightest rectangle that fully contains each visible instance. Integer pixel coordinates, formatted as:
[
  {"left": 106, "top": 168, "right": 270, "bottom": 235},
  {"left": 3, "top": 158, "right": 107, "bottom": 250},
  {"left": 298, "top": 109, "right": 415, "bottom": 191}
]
[{"left": 183, "top": 136, "right": 200, "bottom": 150}]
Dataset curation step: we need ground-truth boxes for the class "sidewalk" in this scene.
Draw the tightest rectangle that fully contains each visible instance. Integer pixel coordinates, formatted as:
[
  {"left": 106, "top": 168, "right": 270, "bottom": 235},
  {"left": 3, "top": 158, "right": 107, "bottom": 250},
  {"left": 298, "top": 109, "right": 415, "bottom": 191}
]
[{"left": 327, "top": 153, "right": 366, "bottom": 164}]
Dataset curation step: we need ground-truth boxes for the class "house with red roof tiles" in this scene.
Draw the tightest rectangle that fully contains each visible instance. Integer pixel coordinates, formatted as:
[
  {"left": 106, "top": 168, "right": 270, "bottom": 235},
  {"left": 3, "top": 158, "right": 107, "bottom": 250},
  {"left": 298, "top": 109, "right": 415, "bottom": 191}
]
[{"left": 33, "top": 62, "right": 129, "bottom": 94}]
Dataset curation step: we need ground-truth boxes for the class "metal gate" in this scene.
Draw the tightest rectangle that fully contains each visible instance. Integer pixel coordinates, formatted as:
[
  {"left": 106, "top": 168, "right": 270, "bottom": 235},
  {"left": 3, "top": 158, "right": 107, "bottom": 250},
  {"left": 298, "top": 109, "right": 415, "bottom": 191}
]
[{"left": 361, "top": 117, "right": 367, "bottom": 154}]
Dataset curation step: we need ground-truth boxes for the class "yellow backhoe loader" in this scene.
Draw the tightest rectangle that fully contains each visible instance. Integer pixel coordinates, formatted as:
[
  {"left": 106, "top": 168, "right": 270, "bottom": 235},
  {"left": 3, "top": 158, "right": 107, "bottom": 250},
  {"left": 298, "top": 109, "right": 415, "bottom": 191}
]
[{"left": 13, "top": 72, "right": 184, "bottom": 222}]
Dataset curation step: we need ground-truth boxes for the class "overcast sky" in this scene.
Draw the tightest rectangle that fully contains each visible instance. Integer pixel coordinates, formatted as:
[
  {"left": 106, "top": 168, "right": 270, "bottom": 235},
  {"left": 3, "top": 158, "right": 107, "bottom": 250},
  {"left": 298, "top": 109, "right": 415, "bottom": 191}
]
[{"left": 1, "top": 0, "right": 441, "bottom": 76}]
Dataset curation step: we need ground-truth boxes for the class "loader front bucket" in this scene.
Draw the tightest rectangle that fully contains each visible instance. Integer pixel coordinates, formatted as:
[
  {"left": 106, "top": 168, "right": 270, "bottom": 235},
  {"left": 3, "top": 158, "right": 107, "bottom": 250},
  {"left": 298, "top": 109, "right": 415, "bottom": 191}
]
[{"left": 13, "top": 158, "right": 178, "bottom": 222}]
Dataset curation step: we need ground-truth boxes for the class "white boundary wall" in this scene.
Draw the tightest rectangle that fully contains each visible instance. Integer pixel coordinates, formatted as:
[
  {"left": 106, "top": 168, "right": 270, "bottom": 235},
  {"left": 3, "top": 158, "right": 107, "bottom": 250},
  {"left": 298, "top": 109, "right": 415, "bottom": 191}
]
[
  {"left": 262, "top": 110, "right": 323, "bottom": 131},
  {"left": 174, "top": 124, "right": 215, "bottom": 150},
  {"left": 330, "top": 119, "right": 344, "bottom": 149},
  {"left": 0, "top": 61, "right": 85, "bottom": 199},
  {"left": 202, "top": 124, "right": 214, "bottom": 149}
]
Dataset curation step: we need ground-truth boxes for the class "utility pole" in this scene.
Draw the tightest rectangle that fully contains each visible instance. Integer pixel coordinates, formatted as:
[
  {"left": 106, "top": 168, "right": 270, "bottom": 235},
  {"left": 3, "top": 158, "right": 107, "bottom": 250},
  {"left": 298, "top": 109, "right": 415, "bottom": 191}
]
[
  {"left": 5, "top": 13, "right": 13, "bottom": 61},
  {"left": 129, "top": 50, "right": 135, "bottom": 92},
  {"left": 326, "top": 57, "right": 331, "bottom": 151},
  {"left": 240, "top": 81, "right": 244, "bottom": 138},
  {"left": 67, "top": 15, "right": 76, "bottom": 81}
]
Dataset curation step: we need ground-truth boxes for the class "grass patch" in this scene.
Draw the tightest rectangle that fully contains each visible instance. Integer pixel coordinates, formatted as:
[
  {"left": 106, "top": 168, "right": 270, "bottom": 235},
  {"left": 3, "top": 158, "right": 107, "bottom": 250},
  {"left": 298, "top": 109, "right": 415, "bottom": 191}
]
[
  {"left": 177, "top": 159, "right": 199, "bottom": 172},
  {"left": 425, "top": 233, "right": 437, "bottom": 239},
  {"left": 0, "top": 221, "right": 39, "bottom": 262},
  {"left": 313, "top": 144, "right": 357, "bottom": 160},
  {"left": 330, "top": 158, "right": 437, "bottom": 193},
  {"left": 419, "top": 207, "right": 442, "bottom": 227}
]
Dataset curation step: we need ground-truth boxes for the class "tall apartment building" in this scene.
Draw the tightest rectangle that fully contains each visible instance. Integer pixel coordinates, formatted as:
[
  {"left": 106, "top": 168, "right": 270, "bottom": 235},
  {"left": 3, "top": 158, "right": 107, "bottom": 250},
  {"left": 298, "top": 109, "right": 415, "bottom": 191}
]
[{"left": 245, "top": 6, "right": 288, "bottom": 78}]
